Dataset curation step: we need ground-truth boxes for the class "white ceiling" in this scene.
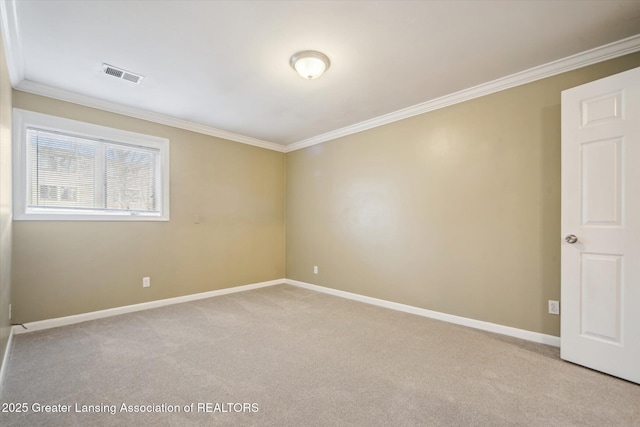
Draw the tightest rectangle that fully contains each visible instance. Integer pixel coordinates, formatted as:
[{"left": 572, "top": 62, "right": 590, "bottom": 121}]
[{"left": 2, "top": 1, "right": 640, "bottom": 149}]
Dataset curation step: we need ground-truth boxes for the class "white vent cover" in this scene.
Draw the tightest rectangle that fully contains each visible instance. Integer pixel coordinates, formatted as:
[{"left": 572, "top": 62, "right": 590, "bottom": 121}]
[{"left": 102, "top": 64, "right": 144, "bottom": 85}]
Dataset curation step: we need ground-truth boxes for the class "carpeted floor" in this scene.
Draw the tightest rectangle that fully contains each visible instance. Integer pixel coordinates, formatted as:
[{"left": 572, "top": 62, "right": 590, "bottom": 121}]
[{"left": 0, "top": 284, "right": 638, "bottom": 426}]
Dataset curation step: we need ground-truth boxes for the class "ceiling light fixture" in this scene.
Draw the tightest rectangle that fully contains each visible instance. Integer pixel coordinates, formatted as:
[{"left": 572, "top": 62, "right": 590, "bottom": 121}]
[{"left": 290, "top": 51, "right": 330, "bottom": 80}]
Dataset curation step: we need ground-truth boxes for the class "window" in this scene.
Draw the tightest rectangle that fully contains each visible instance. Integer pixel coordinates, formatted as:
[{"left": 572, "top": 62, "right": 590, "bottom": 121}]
[{"left": 13, "top": 109, "right": 170, "bottom": 221}]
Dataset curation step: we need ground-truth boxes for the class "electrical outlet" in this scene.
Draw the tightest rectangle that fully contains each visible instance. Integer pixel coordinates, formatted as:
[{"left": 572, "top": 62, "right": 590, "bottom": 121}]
[
  {"left": 313, "top": 265, "right": 318, "bottom": 274},
  {"left": 143, "top": 277, "right": 151, "bottom": 288},
  {"left": 548, "top": 300, "right": 560, "bottom": 315}
]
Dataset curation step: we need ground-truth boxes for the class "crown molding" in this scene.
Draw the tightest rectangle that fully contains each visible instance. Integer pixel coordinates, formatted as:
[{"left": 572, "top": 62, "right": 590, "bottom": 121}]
[
  {"left": 15, "top": 80, "right": 286, "bottom": 152},
  {"left": 1, "top": 0, "right": 284, "bottom": 152},
  {"left": 3, "top": 0, "right": 639, "bottom": 154},
  {"left": 0, "top": 0, "right": 24, "bottom": 86},
  {"left": 284, "top": 33, "right": 640, "bottom": 152}
]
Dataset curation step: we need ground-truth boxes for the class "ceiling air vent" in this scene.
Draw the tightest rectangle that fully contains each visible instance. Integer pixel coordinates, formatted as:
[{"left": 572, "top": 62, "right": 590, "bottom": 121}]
[{"left": 102, "top": 64, "right": 144, "bottom": 85}]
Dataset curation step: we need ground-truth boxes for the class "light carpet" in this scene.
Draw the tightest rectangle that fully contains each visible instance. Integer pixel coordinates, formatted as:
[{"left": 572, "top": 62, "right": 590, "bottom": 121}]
[{"left": 0, "top": 284, "right": 638, "bottom": 426}]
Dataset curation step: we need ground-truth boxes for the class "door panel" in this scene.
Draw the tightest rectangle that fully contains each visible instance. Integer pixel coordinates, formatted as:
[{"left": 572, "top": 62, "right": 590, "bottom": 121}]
[
  {"left": 580, "top": 91, "right": 623, "bottom": 127},
  {"left": 561, "top": 66, "right": 640, "bottom": 384},
  {"left": 580, "top": 138, "right": 622, "bottom": 226},
  {"left": 580, "top": 253, "right": 622, "bottom": 344}
]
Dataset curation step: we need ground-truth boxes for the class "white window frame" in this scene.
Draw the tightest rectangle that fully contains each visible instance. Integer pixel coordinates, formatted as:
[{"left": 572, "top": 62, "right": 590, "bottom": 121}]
[{"left": 13, "top": 109, "right": 170, "bottom": 221}]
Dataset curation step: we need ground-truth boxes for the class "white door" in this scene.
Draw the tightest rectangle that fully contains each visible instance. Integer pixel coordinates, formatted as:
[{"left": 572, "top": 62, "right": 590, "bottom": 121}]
[{"left": 561, "top": 66, "right": 640, "bottom": 384}]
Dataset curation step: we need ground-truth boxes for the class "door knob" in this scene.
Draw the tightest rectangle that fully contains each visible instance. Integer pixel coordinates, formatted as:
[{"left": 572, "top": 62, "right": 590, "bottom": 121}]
[{"left": 565, "top": 234, "right": 578, "bottom": 244}]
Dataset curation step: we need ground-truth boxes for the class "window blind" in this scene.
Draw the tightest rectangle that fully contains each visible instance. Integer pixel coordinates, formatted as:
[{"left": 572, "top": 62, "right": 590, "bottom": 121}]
[{"left": 27, "top": 128, "right": 160, "bottom": 214}]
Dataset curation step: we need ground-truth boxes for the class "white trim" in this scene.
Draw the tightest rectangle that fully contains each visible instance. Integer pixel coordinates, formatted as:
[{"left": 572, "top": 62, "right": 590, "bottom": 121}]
[
  {"left": 2, "top": 0, "right": 639, "bottom": 156},
  {"left": 12, "top": 108, "right": 171, "bottom": 221},
  {"left": 14, "top": 80, "right": 286, "bottom": 153},
  {"left": 284, "top": 34, "right": 640, "bottom": 152},
  {"left": 0, "top": 0, "right": 24, "bottom": 87},
  {"left": 0, "top": 326, "right": 15, "bottom": 398},
  {"left": 13, "top": 279, "right": 285, "bottom": 334},
  {"left": 2, "top": 0, "right": 639, "bottom": 154},
  {"left": 0, "top": 1, "right": 280, "bottom": 151},
  {"left": 285, "top": 279, "right": 561, "bottom": 347},
  {"left": 10, "top": 277, "right": 560, "bottom": 347}
]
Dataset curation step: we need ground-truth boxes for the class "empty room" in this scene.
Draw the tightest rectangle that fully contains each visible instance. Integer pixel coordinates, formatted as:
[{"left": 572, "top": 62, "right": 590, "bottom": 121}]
[{"left": 1, "top": 1, "right": 639, "bottom": 425}]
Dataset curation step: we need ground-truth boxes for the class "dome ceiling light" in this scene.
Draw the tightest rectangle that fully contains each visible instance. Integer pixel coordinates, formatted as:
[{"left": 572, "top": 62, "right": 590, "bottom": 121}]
[{"left": 290, "top": 50, "right": 330, "bottom": 80}]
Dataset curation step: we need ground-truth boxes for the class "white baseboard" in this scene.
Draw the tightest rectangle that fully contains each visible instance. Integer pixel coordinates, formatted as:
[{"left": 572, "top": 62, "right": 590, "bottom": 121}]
[
  {"left": 0, "top": 325, "right": 15, "bottom": 399},
  {"left": 285, "top": 279, "right": 561, "bottom": 347},
  {"left": 10, "top": 277, "right": 560, "bottom": 348},
  {"left": 12, "top": 279, "right": 285, "bottom": 335}
]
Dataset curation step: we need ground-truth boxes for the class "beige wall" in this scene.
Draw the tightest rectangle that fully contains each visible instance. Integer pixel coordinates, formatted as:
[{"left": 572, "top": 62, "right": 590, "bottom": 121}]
[
  {"left": 0, "top": 33, "right": 13, "bottom": 371},
  {"left": 11, "top": 92, "right": 285, "bottom": 323},
  {"left": 286, "top": 52, "right": 640, "bottom": 337},
  {"left": 6, "top": 51, "right": 640, "bottom": 335}
]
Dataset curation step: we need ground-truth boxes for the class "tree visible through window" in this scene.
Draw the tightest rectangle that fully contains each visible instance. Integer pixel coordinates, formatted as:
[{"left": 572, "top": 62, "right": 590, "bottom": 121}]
[
  {"left": 28, "top": 129, "right": 159, "bottom": 213},
  {"left": 105, "top": 144, "right": 156, "bottom": 211},
  {"left": 14, "top": 109, "right": 169, "bottom": 221}
]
